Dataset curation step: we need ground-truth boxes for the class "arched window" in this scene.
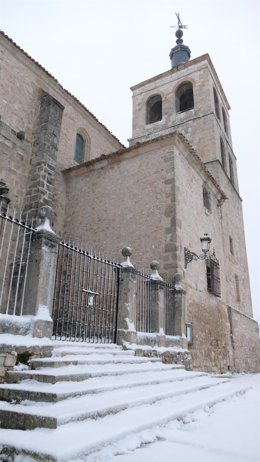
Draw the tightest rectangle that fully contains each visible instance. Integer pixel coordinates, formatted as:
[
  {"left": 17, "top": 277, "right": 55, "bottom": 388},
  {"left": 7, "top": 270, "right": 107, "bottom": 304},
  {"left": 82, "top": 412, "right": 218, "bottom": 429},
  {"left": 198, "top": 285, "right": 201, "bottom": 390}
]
[
  {"left": 146, "top": 95, "right": 162, "bottom": 124},
  {"left": 222, "top": 108, "right": 228, "bottom": 134},
  {"left": 74, "top": 134, "right": 85, "bottom": 163},
  {"left": 220, "top": 137, "right": 226, "bottom": 170},
  {"left": 213, "top": 88, "right": 220, "bottom": 119},
  {"left": 176, "top": 82, "right": 194, "bottom": 112}
]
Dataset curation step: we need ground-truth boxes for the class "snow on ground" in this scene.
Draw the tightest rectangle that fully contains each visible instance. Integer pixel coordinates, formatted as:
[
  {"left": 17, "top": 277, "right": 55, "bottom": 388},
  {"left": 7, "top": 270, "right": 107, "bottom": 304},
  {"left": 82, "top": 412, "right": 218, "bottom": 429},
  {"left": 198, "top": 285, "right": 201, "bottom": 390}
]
[
  {"left": 0, "top": 332, "right": 52, "bottom": 346},
  {"left": 1, "top": 369, "right": 259, "bottom": 462},
  {"left": 80, "top": 374, "right": 260, "bottom": 462}
]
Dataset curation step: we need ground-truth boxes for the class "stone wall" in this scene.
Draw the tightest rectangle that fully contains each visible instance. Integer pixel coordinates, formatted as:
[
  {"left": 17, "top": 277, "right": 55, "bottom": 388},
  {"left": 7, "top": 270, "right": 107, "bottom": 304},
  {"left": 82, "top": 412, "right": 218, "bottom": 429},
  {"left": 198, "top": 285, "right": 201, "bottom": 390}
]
[
  {"left": 63, "top": 131, "right": 257, "bottom": 372},
  {"left": 0, "top": 119, "right": 31, "bottom": 208},
  {"left": 174, "top": 138, "right": 252, "bottom": 318},
  {"left": 0, "top": 32, "right": 122, "bottom": 229},
  {"left": 228, "top": 307, "right": 260, "bottom": 372},
  {"left": 187, "top": 296, "right": 232, "bottom": 372},
  {"left": 63, "top": 137, "right": 174, "bottom": 269}
]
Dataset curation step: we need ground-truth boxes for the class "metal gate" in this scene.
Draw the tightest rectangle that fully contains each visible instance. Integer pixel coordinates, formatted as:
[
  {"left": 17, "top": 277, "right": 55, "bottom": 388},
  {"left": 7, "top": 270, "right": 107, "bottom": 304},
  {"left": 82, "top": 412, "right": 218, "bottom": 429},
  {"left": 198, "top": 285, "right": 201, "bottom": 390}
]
[
  {"left": 0, "top": 209, "right": 35, "bottom": 316},
  {"left": 52, "top": 241, "right": 121, "bottom": 343},
  {"left": 136, "top": 269, "right": 152, "bottom": 332}
]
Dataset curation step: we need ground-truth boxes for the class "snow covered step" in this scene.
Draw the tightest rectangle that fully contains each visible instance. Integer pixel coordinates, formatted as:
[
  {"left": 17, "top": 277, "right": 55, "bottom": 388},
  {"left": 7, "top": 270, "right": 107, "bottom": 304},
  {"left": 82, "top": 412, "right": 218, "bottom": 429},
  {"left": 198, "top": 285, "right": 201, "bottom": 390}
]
[
  {"left": 0, "top": 376, "right": 230, "bottom": 430},
  {"left": 52, "top": 347, "right": 134, "bottom": 357},
  {"left": 29, "top": 353, "right": 157, "bottom": 369},
  {"left": 52, "top": 341, "right": 130, "bottom": 356},
  {"left": 0, "top": 369, "right": 206, "bottom": 403},
  {"left": 7, "top": 362, "right": 184, "bottom": 384},
  {"left": 52, "top": 341, "right": 121, "bottom": 350},
  {"left": 0, "top": 380, "right": 251, "bottom": 461}
]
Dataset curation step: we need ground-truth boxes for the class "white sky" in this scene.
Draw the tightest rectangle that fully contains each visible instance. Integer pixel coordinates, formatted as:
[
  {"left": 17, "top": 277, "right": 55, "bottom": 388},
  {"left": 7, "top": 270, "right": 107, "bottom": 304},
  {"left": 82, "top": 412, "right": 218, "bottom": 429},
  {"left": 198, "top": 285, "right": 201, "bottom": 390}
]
[{"left": 1, "top": 0, "right": 260, "bottom": 320}]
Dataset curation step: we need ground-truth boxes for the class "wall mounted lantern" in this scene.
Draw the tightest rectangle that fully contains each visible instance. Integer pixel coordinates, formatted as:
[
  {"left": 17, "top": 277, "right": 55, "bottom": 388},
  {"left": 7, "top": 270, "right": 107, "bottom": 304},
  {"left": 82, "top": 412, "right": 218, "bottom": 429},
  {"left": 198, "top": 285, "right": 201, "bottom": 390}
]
[{"left": 184, "top": 233, "right": 212, "bottom": 268}]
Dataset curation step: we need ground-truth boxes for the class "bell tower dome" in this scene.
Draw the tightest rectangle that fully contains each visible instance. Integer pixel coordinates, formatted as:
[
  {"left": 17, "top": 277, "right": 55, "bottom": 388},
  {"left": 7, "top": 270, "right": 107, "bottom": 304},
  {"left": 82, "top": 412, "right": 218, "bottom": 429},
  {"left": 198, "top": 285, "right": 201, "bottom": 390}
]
[{"left": 169, "top": 13, "right": 191, "bottom": 68}]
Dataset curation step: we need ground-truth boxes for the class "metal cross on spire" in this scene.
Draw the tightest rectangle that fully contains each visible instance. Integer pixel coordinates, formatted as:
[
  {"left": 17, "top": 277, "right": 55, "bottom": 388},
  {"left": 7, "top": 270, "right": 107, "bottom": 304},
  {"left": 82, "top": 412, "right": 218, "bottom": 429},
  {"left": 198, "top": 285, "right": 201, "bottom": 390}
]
[{"left": 170, "top": 12, "right": 188, "bottom": 31}]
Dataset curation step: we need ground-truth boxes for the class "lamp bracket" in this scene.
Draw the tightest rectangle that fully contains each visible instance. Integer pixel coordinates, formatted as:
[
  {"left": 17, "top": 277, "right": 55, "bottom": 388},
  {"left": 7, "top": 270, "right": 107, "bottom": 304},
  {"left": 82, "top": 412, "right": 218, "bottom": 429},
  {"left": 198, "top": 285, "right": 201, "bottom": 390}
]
[{"left": 184, "top": 247, "right": 208, "bottom": 268}]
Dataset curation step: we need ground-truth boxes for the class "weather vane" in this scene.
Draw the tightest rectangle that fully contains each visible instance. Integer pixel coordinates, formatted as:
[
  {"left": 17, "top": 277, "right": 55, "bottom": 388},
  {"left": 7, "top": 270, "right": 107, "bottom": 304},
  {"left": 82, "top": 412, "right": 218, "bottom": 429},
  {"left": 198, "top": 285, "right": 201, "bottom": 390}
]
[{"left": 170, "top": 12, "right": 188, "bottom": 31}]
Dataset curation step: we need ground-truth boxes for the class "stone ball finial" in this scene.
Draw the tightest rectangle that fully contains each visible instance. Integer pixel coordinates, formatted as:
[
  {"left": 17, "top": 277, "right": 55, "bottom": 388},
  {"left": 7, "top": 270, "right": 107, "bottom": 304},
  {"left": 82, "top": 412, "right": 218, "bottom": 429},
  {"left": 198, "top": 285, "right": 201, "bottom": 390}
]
[
  {"left": 150, "top": 261, "right": 160, "bottom": 271},
  {"left": 121, "top": 247, "right": 134, "bottom": 268},
  {"left": 150, "top": 260, "right": 163, "bottom": 281},
  {"left": 122, "top": 247, "right": 132, "bottom": 258},
  {"left": 175, "top": 29, "right": 183, "bottom": 39}
]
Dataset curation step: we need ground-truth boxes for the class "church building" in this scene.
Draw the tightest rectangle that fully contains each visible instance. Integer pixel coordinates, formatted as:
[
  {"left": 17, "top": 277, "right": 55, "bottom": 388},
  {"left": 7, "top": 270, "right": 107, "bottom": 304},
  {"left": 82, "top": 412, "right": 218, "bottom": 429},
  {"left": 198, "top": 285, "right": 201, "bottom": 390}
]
[{"left": 0, "top": 23, "right": 259, "bottom": 372}]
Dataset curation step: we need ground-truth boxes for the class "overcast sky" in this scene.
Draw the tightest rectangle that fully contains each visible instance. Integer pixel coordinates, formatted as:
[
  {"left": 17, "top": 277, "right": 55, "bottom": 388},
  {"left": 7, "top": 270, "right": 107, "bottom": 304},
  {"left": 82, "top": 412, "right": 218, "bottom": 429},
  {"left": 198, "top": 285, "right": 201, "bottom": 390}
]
[{"left": 1, "top": 0, "right": 260, "bottom": 321}]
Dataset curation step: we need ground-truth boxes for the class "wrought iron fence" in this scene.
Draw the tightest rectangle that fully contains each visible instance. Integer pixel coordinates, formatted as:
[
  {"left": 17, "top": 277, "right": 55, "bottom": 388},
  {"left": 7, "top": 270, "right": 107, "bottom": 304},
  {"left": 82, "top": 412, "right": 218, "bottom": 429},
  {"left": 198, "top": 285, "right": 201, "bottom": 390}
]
[
  {"left": 135, "top": 271, "right": 175, "bottom": 334},
  {"left": 0, "top": 209, "right": 35, "bottom": 316},
  {"left": 52, "top": 241, "right": 121, "bottom": 343},
  {"left": 0, "top": 206, "right": 176, "bottom": 340},
  {"left": 136, "top": 269, "right": 152, "bottom": 332}
]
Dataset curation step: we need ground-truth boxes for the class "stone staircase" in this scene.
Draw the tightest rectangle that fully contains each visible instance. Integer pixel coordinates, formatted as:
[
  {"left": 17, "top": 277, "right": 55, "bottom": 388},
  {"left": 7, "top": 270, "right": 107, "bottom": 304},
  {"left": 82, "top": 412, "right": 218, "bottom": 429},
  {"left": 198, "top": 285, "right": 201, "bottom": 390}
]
[{"left": 0, "top": 342, "right": 250, "bottom": 461}]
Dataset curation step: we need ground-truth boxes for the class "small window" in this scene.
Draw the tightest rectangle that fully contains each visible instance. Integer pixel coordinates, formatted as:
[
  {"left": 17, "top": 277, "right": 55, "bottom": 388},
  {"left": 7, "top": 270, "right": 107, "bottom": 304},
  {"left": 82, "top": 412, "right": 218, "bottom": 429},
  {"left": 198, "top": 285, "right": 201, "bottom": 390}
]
[
  {"left": 229, "top": 154, "right": 234, "bottom": 185},
  {"left": 235, "top": 275, "right": 240, "bottom": 302},
  {"left": 146, "top": 95, "right": 162, "bottom": 124},
  {"left": 206, "top": 256, "right": 221, "bottom": 297},
  {"left": 220, "top": 137, "right": 226, "bottom": 170},
  {"left": 222, "top": 108, "right": 228, "bottom": 134},
  {"left": 0, "top": 182, "right": 10, "bottom": 214},
  {"left": 229, "top": 236, "right": 234, "bottom": 255},
  {"left": 203, "top": 186, "right": 211, "bottom": 212},
  {"left": 176, "top": 82, "right": 194, "bottom": 113},
  {"left": 213, "top": 88, "right": 220, "bottom": 119},
  {"left": 74, "top": 134, "right": 85, "bottom": 163}
]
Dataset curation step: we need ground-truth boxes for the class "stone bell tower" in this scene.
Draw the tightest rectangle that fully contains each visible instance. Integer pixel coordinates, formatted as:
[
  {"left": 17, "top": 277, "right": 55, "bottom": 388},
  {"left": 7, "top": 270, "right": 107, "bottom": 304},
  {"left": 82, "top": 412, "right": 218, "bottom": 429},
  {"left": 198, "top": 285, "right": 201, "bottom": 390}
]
[
  {"left": 129, "top": 15, "right": 238, "bottom": 192},
  {"left": 127, "top": 14, "right": 258, "bottom": 372}
]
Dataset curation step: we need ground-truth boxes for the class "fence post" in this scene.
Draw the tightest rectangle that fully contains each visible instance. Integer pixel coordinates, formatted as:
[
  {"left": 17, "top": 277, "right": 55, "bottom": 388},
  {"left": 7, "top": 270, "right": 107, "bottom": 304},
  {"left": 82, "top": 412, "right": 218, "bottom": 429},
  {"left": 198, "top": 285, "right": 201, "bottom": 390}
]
[
  {"left": 116, "top": 247, "right": 137, "bottom": 345},
  {"left": 173, "top": 273, "right": 187, "bottom": 346},
  {"left": 23, "top": 206, "right": 59, "bottom": 338},
  {"left": 150, "top": 262, "right": 166, "bottom": 340}
]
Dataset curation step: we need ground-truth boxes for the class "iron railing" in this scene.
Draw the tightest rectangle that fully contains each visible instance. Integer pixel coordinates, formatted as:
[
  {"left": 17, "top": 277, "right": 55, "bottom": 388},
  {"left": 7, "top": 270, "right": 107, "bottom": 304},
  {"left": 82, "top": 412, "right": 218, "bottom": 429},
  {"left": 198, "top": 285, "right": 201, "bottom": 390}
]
[
  {"left": 52, "top": 241, "right": 121, "bottom": 343},
  {"left": 0, "top": 208, "right": 176, "bottom": 339},
  {"left": 0, "top": 209, "right": 35, "bottom": 316},
  {"left": 135, "top": 270, "right": 175, "bottom": 334},
  {"left": 136, "top": 269, "right": 152, "bottom": 332}
]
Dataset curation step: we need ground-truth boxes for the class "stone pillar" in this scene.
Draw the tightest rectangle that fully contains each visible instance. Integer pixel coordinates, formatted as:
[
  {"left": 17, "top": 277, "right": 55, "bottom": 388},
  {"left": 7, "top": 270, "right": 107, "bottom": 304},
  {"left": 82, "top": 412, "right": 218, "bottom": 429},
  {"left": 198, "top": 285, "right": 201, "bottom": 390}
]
[
  {"left": 116, "top": 247, "right": 137, "bottom": 345},
  {"left": 23, "top": 91, "right": 64, "bottom": 219},
  {"left": 150, "top": 261, "right": 165, "bottom": 334},
  {"left": 174, "top": 273, "right": 187, "bottom": 347},
  {"left": 23, "top": 206, "right": 59, "bottom": 338}
]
